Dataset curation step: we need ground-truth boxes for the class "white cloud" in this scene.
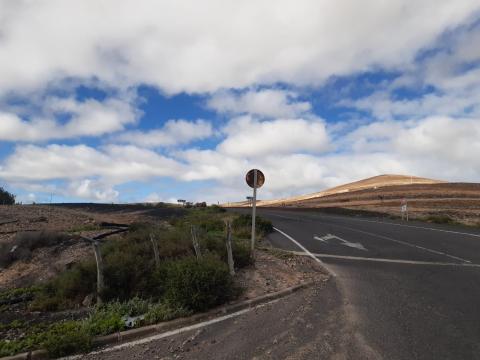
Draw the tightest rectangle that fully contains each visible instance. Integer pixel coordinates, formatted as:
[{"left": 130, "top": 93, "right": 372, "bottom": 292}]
[
  {"left": 115, "top": 119, "right": 213, "bottom": 147},
  {"left": 0, "top": 1, "right": 478, "bottom": 95},
  {"left": 0, "top": 144, "right": 184, "bottom": 183},
  {"left": 0, "top": 96, "right": 139, "bottom": 142},
  {"left": 207, "top": 89, "right": 311, "bottom": 118},
  {"left": 217, "top": 116, "right": 330, "bottom": 157},
  {"left": 1, "top": 115, "right": 480, "bottom": 202},
  {"left": 1, "top": 1, "right": 480, "bottom": 203},
  {"left": 180, "top": 115, "right": 480, "bottom": 200},
  {"left": 143, "top": 193, "right": 178, "bottom": 204},
  {"left": 68, "top": 179, "right": 119, "bottom": 202},
  {"left": 342, "top": 24, "right": 480, "bottom": 121}
]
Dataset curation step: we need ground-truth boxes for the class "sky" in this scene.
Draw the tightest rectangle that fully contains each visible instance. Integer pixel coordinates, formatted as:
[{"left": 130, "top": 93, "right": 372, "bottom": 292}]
[{"left": 0, "top": 0, "right": 480, "bottom": 204}]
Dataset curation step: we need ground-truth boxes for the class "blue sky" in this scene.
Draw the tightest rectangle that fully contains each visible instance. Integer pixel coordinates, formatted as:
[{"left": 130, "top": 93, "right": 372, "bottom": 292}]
[{"left": 1, "top": 1, "right": 480, "bottom": 204}]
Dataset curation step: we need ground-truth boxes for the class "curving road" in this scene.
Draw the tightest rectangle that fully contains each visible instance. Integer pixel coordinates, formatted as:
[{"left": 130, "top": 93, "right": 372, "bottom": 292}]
[{"left": 252, "top": 208, "right": 480, "bottom": 360}]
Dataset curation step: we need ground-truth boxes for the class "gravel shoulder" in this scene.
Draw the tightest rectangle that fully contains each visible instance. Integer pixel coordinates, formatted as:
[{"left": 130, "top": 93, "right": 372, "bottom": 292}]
[{"left": 78, "top": 276, "right": 362, "bottom": 360}]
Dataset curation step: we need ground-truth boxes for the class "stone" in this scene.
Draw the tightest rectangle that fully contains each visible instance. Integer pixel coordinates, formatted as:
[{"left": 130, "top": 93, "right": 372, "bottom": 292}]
[{"left": 82, "top": 293, "right": 94, "bottom": 307}]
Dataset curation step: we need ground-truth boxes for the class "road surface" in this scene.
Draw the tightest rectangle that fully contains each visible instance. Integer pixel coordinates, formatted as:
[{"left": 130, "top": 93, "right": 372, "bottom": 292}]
[{"left": 254, "top": 208, "right": 480, "bottom": 360}]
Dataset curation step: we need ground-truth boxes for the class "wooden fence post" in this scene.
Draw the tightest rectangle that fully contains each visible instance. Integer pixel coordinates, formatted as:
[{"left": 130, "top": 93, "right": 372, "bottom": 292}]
[
  {"left": 91, "top": 241, "right": 104, "bottom": 305},
  {"left": 225, "top": 221, "right": 235, "bottom": 276},
  {"left": 191, "top": 225, "right": 201, "bottom": 259},
  {"left": 150, "top": 234, "right": 160, "bottom": 267}
]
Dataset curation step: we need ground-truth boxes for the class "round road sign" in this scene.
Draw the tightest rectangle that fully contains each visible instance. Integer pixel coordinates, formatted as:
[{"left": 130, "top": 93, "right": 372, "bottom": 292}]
[{"left": 246, "top": 169, "right": 265, "bottom": 189}]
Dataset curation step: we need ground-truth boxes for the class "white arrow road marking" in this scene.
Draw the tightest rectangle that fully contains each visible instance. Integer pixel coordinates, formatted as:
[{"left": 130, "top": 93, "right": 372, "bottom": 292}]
[{"left": 314, "top": 233, "right": 367, "bottom": 251}]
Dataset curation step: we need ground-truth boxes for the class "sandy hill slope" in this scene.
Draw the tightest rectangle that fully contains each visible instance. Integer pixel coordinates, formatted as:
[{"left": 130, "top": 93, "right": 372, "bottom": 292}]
[
  {"left": 225, "top": 175, "right": 480, "bottom": 226},
  {"left": 252, "top": 174, "right": 444, "bottom": 207}
]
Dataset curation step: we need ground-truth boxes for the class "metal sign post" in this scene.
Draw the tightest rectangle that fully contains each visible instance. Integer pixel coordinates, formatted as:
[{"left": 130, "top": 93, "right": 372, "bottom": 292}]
[
  {"left": 251, "top": 169, "right": 257, "bottom": 256},
  {"left": 246, "top": 169, "right": 265, "bottom": 258}
]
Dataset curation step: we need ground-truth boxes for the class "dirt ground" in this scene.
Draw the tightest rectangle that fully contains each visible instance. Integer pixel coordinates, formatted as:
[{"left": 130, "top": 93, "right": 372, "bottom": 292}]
[
  {"left": 0, "top": 204, "right": 183, "bottom": 289},
  {"left": 235, "top": 250, "right": 325, "bottom": 300}
]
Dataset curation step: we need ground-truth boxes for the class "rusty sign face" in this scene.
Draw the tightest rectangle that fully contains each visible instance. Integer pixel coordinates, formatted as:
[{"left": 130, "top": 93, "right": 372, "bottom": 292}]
[{"left": 245, "top": 169, "right": 265, "bottom": 189}]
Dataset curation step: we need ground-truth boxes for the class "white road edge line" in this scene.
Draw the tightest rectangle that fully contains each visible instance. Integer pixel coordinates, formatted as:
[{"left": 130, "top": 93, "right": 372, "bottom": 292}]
[
  {"left": 270, "top": 214, "right": 471, "bottom": 264},
  {"left": 288, "top": 251, "right": 480, "bottom": 267},
  {"left": 334, "top": 216, "right": 480, "bottom": 238},
  {"left": 324, "top": 223, "right": 472, "bottom": 264},
  {"left": 303, "top": 212, "right": 480, "bottom": 238},
  {"left": 273, "top": 227, "right": 336, "bottom": 277},
  {"left": 267, "top": 212, "right": 480, "bottom": 238},
  {"left": 63, "top": 299, "right": 280, "bottom": 359}
]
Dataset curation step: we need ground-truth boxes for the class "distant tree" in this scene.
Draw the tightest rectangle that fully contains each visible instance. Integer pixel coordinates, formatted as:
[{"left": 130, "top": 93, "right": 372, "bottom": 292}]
[{"left": 0, "top": 187, "right": 16, "bottom": 205}]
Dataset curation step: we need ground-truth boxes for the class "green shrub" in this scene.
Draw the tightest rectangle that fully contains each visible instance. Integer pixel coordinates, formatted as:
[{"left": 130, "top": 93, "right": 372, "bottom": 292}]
[
  {"left": 0, "top": 187, "right": 15, "bottom": 205},
  {"left": 0, "top": 286, "right": 40, "bottom": 304},
  {"left": 29, "top": 292, "right": 64, "bottom": 312},
  {"left": 198, "top": 218, "right": 225, "bottom": 232},
  {"left": 103, "top": 250, "right": 151, "bottom": 300},
  {"left": 162, "top": 255, "right": 234, "bottom": 311},
  {"left": 143, "top": 302, "right": 191, "bottom": 324},
  {"left": 232, "top": 214, "right": 273, "bottom": 237},
  {"left": 425, "top": 215, "right": 457, "bottom": 225},
  {"left": 29, "top": 261, "right": 96, "bottom": 311},
  {"left": 0, "top": 231, "right": 70, "bottom": 268},
  {"left": 98, "top": 297, "right": 150, "bottom": 318},
  {"left": 0, "top": 242, "right": 13, "bottom": 268},
  {"left": 201, "top": 233, "right": 226, "bottom": 254},
  {"left": 42, "top": 322, "right": 92, "bottom": 358},
  {"left": 200, "top": 234, "right": 252, "bottom": 269},
  {"left": 85, "top": 308, "right": 124, "bottom": 336},
  {"left": 14, "top": 231, "right": 70, "bottom": 252},
  {"left": 153, "top": 229, "right": 192, "bottom": 259},
  {"left": 232, "top": 239, "right": 253, "bottom": 268},
  {"left": 25, "top": 212, "right": 244, "bottom": 310},
  {"left": 208, "top": 205, "right": 226, "bottom": 213},
  {"left": 55, "top": 260, "right": 97, "bottom": 300},
  {"left": 0, "top": 340, "right": 28, "bottom": 357}
]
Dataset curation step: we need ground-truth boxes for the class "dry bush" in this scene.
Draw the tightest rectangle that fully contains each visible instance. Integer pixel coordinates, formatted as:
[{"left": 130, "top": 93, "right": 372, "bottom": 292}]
[{"left": 0, "top": 231, "right": 70, "bottom": 268}]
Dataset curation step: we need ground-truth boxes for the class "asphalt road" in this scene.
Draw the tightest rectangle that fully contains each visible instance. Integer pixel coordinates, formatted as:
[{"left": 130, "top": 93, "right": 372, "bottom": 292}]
[{"left": 251, "top": 208, "right": 480, "bottom": 360}]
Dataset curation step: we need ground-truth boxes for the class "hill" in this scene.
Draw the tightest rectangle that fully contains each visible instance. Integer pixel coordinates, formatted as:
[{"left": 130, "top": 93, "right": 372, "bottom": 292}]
[
  {"left": 225, "top": 175, "right": 480, "bottom": 225},
  {"left": 258, "top": 174, "right": 444, "bottom": 207}
]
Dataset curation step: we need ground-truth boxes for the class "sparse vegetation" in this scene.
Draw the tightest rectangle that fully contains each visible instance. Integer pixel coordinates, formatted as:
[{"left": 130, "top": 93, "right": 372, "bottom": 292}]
[
  {"left": 67, "top": 223, "right": 102, "bottom": 233},
  {"left": 0, "top": 231, "right": 70, "bottom": 268},
  {"left": 261, "top": 247, "right": 296, "bottom": 260},
  {"left": 424, "top": 215, "right": 458, "bottom": 225},
  {"left": 0, "top": 208, "right": 273, "bottom": 357},
  {"left": 42, "top": 321, "right": 92, "bottom": 358},
  {"left": 0, "top": 296, "right": 191, "bottom": 357},
  {"left": 0, "top": 286, "right": 41, "bottom": 305},
  {"left": 232, "top": 214, "right": 274, "bottom": 238},
  {"left": 161, "top": 255, "right": 235, "bottom": 311}
]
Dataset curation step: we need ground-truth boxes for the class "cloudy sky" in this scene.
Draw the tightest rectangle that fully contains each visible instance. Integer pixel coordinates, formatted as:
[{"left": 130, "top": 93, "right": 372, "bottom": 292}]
[{"left": 1, "top": 1, "right": 480, "bottom": 204}]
